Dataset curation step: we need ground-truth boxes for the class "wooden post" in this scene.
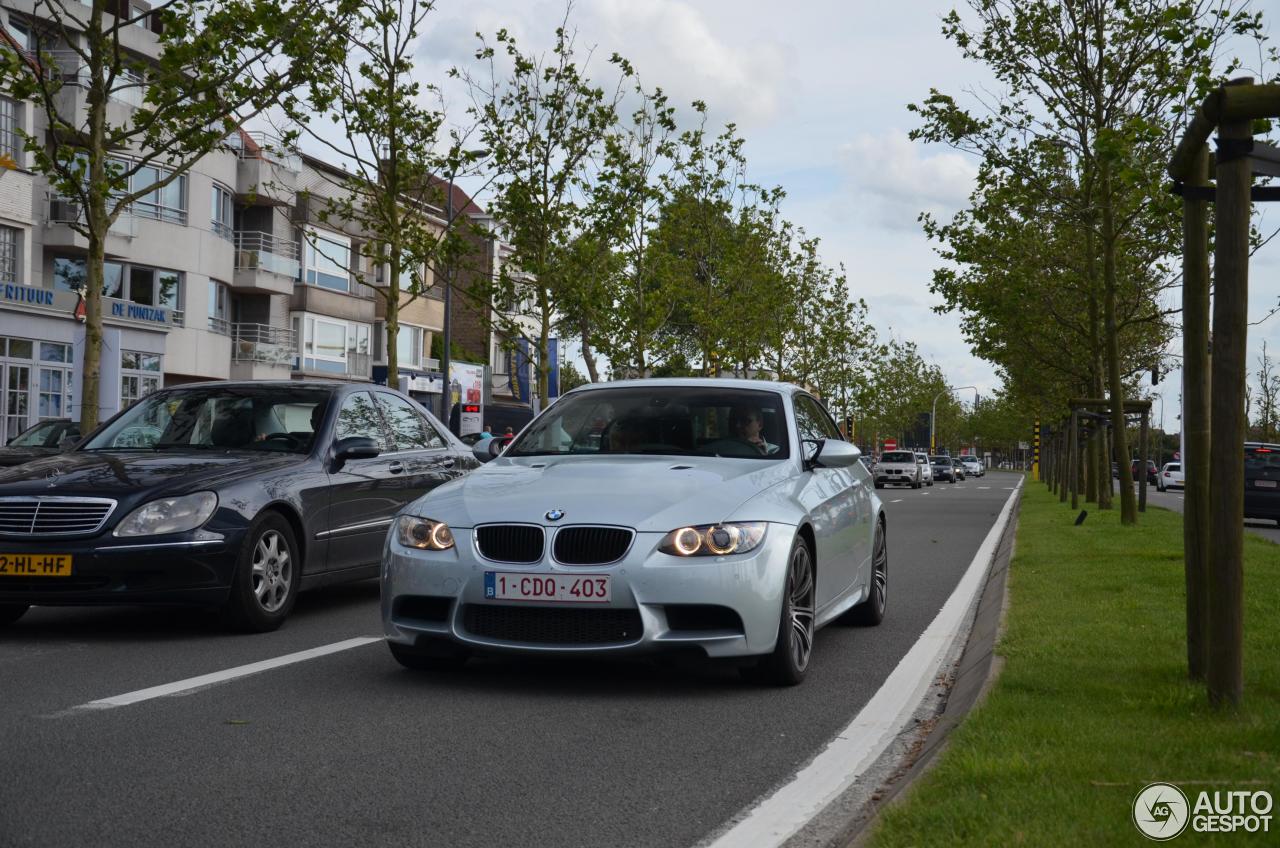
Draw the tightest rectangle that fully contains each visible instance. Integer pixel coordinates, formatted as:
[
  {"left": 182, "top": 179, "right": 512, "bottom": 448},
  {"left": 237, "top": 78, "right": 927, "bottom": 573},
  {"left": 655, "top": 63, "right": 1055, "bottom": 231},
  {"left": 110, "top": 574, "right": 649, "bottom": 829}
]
[
  {"left": 1069, "top": 411, "right": 1079, "bottom": 509},
  {"left": 1138, "top": 410, "right": 1149, "bottom": 513},
  {"left": 1183, "top": 144, "right": 1211, "bottom": 681},
  {"left": 1208, "top": 98, "right": 1250, "bottom": 707}
]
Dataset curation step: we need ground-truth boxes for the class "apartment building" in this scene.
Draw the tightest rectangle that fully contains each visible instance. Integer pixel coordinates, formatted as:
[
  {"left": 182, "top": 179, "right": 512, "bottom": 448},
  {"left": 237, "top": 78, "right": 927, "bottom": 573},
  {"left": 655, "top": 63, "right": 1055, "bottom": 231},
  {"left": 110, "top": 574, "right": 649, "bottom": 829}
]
[{"left": 0, "top": 1, "right": 451, "bottom": 438}]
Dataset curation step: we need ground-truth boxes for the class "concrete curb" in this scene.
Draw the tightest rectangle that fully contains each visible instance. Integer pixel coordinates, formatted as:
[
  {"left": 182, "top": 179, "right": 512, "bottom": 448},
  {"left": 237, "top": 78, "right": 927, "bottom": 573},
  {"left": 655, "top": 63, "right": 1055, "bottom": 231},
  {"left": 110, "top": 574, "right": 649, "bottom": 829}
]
[{"left": 834, "top": 484, "right": 1023, "bottom": 847}]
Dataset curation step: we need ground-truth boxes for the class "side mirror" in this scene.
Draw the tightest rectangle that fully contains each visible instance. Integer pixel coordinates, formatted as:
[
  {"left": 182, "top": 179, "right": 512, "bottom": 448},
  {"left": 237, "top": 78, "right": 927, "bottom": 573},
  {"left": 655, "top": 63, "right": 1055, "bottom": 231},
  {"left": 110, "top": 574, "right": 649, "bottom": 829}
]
[
  {"left": 333, "top": 436, "right": 380, "bottom": 468},
  {"left": 814, "top": 439, "right": 863, "bottom": 469},
  {"left": 471, "top": 435, "right": 505, "bottom": 463}
]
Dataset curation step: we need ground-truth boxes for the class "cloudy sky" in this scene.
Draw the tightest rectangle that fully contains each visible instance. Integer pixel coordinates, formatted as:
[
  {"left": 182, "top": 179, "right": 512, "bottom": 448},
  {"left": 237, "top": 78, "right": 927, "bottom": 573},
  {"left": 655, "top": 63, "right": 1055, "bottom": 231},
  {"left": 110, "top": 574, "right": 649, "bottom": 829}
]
[{"left": 389, "top": 0, "right": 1280, "bottom": 430}]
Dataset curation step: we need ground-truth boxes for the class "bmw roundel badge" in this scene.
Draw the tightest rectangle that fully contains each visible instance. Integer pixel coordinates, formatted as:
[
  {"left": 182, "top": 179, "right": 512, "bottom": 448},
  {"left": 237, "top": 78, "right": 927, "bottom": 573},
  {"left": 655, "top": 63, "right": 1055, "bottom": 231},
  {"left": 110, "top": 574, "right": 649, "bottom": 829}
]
[{"left": 545, "top": 509, "right": 565, "bottom": 521}]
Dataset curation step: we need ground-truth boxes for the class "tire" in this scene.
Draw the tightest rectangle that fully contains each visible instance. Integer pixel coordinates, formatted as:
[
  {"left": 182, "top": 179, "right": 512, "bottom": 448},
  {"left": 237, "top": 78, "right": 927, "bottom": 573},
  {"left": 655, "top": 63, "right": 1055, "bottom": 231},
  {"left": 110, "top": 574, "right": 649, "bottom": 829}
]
[
  {"left": 746, "top": 535, "right": 815, "bottom": 686},
  {"left": 927, "top": 480, "right": 933, "bottom": 487},
  {"left": 874, "top": 482, "right": 884, "bottom": 490},
  {"left": 913, "top": 480, "right": 921, "bottom": 489},
  {"left": 388, "top": 639, "right": 469, "bottom": 671},
  {"left": 845, "top": 520, "right": 887, "bottom": 626},
  {"left": 221, "top": 512, "right": 300, "bottom": 633},
  {"left": 0, "top": 604, "right": 29, "bottom": 627}
]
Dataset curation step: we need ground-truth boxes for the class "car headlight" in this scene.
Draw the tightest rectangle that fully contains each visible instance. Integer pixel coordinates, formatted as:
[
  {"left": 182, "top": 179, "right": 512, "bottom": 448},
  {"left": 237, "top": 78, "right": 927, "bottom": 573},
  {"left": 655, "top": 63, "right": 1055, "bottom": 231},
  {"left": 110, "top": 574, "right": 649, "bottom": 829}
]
[
  {"left": 658, "top": 522, "right": 767, "bottom": 557},
  {"left": 114, "top": 492, "right": 218, "bottom": 537},
  {"left": 396, "top": 515, "right": 455, "bottom": 551}
]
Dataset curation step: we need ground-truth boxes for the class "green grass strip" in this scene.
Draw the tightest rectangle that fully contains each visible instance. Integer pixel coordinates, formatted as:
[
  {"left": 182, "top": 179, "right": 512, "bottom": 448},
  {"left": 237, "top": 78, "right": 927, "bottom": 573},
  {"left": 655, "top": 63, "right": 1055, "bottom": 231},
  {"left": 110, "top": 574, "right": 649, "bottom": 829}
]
[{"left": 869, "top": 485, "right": 1280, "bottom": 846}]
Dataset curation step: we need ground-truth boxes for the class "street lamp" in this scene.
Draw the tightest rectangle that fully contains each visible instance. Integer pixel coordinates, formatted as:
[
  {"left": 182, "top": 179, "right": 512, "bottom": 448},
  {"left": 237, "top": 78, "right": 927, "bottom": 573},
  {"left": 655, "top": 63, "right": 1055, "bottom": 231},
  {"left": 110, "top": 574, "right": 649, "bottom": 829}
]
[{"left": 931, "top": 385, "right": 977, "bottom": 455}]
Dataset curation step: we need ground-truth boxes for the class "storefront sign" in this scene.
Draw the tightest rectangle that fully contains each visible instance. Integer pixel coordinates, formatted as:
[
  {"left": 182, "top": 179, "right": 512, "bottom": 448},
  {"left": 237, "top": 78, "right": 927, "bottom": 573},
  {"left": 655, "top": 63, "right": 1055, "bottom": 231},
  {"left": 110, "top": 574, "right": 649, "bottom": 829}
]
[{"left": 0, "top": 284, "right": 170, "bottom": 329}]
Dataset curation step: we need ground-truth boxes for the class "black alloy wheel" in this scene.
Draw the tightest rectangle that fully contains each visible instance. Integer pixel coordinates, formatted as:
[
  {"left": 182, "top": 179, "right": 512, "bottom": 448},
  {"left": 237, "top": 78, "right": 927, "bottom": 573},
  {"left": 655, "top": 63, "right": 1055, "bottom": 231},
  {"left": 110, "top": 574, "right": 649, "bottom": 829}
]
[
  {"left": 748, "top": 536, "right": 816, "bottom": 686},
  {"left": 846, "top": 521, "right": 887, "bottom": 626}
]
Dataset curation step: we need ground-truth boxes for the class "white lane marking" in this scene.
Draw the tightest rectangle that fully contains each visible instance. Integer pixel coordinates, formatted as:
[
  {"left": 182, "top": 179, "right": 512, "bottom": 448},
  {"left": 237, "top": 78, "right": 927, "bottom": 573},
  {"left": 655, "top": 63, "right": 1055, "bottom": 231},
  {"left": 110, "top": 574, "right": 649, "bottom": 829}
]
[
  {"left": 978, "top": 486, "right": 991, "bottom": 490},
  {"left": 705, "top": 478, "right": 1024, "bottom": 848},
  {"left": 70, "top": 637, "right": 382, "bottom": 711},
  {"left": 890, "top": 499, "right": 903, "bottom": 503},
  {"left": 1004, "top": 487, "right": 1016, "bottom": 490}
]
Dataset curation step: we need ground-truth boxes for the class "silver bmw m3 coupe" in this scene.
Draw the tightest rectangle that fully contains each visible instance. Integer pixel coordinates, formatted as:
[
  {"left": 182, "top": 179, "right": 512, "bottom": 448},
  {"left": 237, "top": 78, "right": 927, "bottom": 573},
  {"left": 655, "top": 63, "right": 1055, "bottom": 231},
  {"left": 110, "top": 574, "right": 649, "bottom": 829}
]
[{"left": 380, "top": 379, "right": 887, "bottom": 685}]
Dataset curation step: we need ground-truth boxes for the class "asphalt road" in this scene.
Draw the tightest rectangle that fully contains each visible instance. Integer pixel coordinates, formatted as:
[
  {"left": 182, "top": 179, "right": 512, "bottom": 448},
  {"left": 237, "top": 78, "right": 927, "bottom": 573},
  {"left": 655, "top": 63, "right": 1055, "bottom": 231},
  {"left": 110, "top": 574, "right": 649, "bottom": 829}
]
[
  {"left": 0, "top": 473, "right": 1022, "bottom": 848},
  {"left": 1122, "top": 483, "right": 1280, "bottom": 545}
]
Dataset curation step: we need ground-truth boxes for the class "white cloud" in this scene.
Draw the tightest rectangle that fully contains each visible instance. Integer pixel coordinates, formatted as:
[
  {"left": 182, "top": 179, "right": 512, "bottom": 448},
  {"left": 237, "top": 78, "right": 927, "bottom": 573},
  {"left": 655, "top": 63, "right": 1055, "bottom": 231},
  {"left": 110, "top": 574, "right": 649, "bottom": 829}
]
[
  {"left": 586, "top": 0, "right": 790, "bottom": 126},
  {"left": 837, "top": 130, "right": 977, "bottom": 231}
]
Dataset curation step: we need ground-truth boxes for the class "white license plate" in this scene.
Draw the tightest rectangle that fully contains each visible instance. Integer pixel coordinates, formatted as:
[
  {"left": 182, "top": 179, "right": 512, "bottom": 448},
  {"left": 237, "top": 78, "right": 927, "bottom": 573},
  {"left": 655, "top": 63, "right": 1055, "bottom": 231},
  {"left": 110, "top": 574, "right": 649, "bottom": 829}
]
[
  {"left": 484, "top": 572, "right": 611, "bottom": 603},
  {"left": 1257, "top": 479, "right": 1278, "bottom": 489}
]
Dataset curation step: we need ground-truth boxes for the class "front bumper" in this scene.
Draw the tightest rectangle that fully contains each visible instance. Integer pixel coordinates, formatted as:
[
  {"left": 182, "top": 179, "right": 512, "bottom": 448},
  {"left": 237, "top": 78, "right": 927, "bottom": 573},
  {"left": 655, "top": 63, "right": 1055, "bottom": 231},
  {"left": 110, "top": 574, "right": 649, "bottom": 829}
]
[
  {"left": 0, "top": 531, "right": 238, "bottom": 607},
  {"left": 381, "top": 523, "right": 795, "bottom": 658}
]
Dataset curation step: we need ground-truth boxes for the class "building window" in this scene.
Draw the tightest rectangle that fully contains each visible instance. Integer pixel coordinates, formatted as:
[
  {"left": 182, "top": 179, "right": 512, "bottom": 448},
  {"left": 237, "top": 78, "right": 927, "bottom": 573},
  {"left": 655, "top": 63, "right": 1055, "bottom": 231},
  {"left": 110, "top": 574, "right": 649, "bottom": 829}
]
[
  {"left": 0, "top": 96, "right": 19, "bottom": 162},
  {"left": 211, "top": 183, "right": 233, "bottom": 240},
  {"left": 395, "top": 325, "right": 426, "bottom": 370},
  {"left": 126, "top": 161, "right": 186, "bottom": 224},
  {"left": 53, "top": 257, "right": 181, "bottom": 314},
  {"left": 37, "top": 343, "right": 73, "bottom": 422},
  {"left": 37, "top": 367, "right": 72, "bottom": 420},
  {"left": 3, "top": 17, "right": 34, "bottom": 51},
  {"left": 0, "top": 226, "right": 17, "bottom": 284},
  {"left": 121, "top": 351, "right": 162, "bottom": 407},
  {"left": 295, "top": 313, "right": 371, "bottom": 375},
  {"left": 208, "top": 280, "right": 229, "bottom": 334},
  {"left": 303, "top": 228, "right": 352, "bottom": 292}
]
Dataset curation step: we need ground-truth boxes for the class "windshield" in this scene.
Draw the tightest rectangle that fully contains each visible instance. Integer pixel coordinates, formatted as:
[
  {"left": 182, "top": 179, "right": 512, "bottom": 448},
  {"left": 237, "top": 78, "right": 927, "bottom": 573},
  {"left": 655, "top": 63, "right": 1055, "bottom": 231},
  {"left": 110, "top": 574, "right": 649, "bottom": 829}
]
[
  {"left": 507, "top": 386, "right": 790, "bottom": 460},
  {"left": 880, "top": 451, "right": 915, "bottom": 463},
  {"left": 9, "top": 421, "right": 72, "bottom": 448},
  {"left": 930, "top": 456, "right": 950, "bottom": 464},
  {"left": 82, "top": 386, "right": 333, "bottom": 454}
]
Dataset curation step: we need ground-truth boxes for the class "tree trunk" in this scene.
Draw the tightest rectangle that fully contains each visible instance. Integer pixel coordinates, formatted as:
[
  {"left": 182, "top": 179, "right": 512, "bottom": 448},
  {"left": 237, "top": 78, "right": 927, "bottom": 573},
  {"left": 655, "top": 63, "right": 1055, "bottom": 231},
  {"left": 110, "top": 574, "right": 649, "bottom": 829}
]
[
  {"left": 1101, "top": 159, "right": 1136, "bottom": 524},
  {"left": 1182, "top": 147, "right": 1211, "bottom": 681},
  {"left": 79, "top": 3, "right": 108, "bottom": 433},
  {"left": 581, "top": 328, "right": 599, "bottom": 383},
  {"left": 1207, "top": 113, "right": 1250, "bottom": 708}
]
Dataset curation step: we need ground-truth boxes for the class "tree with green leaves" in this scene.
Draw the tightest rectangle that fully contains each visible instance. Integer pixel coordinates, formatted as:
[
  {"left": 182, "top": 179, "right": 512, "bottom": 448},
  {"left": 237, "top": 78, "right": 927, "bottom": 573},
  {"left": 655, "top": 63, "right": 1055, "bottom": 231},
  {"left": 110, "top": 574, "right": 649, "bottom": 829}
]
[
  {"left": 297, "top": 0, "right": 489, "bottom": 389},
  {"left": 456, "top": 15, "right": 629, "bottom": 401},
  {"left": 912, "top": 0, "right": 1261, "bottom": 524},
  {"left": 0, "top": 0, "right": 355, "bottom": 430}
]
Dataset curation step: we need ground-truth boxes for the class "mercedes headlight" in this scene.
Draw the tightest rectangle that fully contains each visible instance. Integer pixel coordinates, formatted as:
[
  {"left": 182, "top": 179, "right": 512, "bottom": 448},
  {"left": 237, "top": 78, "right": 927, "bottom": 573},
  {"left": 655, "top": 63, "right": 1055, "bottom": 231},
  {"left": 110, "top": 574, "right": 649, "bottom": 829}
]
[
  {"left": 396, "top": 515, "right": 455, "bottom": 551},
  {"left": 658, "top": 522, "right": 767, "bottom": 557},
  {"left": 114, "top": 492, "right": 218, "bottom": 537}
]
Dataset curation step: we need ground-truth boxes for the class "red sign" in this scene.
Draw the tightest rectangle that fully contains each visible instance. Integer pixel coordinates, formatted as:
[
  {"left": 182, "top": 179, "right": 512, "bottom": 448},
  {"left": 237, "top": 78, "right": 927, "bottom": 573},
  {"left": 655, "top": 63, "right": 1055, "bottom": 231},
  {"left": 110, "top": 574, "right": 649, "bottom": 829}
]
[{"left": 884, "top": 439, "right": 897, "bottom": 451}]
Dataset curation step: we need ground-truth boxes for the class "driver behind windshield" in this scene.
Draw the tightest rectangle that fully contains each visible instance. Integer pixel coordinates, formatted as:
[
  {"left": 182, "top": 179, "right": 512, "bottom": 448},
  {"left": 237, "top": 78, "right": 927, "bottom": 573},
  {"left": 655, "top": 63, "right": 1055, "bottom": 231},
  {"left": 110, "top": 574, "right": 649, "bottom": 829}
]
[{"left": 730, "top": 406, "right": 778, "bottom": 456}]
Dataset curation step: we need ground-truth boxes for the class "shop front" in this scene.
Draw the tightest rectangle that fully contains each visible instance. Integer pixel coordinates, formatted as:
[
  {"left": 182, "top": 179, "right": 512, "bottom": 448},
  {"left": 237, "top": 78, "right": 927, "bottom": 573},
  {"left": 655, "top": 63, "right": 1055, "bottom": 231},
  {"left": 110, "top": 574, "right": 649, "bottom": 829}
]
[{"left": 0, "top": 283, "right": 170, "bottom": 440}]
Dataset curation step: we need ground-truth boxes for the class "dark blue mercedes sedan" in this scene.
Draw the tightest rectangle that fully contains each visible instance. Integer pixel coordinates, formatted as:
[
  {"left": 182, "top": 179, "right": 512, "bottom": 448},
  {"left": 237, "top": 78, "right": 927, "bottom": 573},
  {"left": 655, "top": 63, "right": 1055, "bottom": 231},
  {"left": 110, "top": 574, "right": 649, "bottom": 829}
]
[{"left": 0, "top": 381, "right": 477, "bottom": 631}]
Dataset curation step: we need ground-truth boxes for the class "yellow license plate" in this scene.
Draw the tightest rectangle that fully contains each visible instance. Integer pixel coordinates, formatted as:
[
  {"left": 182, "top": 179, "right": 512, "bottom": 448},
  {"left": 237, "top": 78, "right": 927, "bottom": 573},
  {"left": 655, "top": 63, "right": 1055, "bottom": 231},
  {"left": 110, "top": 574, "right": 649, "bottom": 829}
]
[{"left": 0, "top": 554, "right": 73, "bottom": 577}]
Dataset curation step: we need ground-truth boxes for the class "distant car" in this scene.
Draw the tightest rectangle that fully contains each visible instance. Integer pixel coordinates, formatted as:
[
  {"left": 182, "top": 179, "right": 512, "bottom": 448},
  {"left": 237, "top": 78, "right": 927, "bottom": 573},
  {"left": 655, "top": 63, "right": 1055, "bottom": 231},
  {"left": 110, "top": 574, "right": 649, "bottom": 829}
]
[
  {"left": 930, "top": 455, "right": 957, "bottom": 483},
  {"left": 1157, "top": 462, "right": 1184, "bottom": 492},
  {"left": 1131, "top": 459, "right": 1159, "bottom": 486},
  {"left": 1244, "top": 442, "right": 1280, "bottom": 524},
  {"left": 958, "top": 456, "right": 983, "bottom": 477},
  {"left": 875, "top": 450, "right": 922, "bottom": 489},
  {"left": 914, "top": 452, "right": 934, "bottom": 486},
  {"left": 952, "top": 460, "right": 966, "bottom": 481},
  {"left": 0, "top": 419, "right": 81, "bottom": 468}
]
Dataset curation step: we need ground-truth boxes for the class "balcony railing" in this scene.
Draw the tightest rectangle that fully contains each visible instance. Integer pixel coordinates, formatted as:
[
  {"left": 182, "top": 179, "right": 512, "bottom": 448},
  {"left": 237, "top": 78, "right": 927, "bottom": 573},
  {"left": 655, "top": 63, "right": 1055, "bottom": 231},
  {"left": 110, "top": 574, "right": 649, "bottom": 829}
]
[
  {"left": 41, "top": 50, "right": 145, "bottom": 107},
  {"left": 232, "top": 323, "right": 295, "bottom": 366},
  {"left": 47, "top": 196, "right": 136, "bottom": 237},
  {"left": 208, "top": 316, "right": 230, "bottom": 336},
  {"left": 226, "top": 131, "right": 302, "bottom": 173},
  {"left": 234, "top": 231, "right": 300, "bottom": 279}
]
